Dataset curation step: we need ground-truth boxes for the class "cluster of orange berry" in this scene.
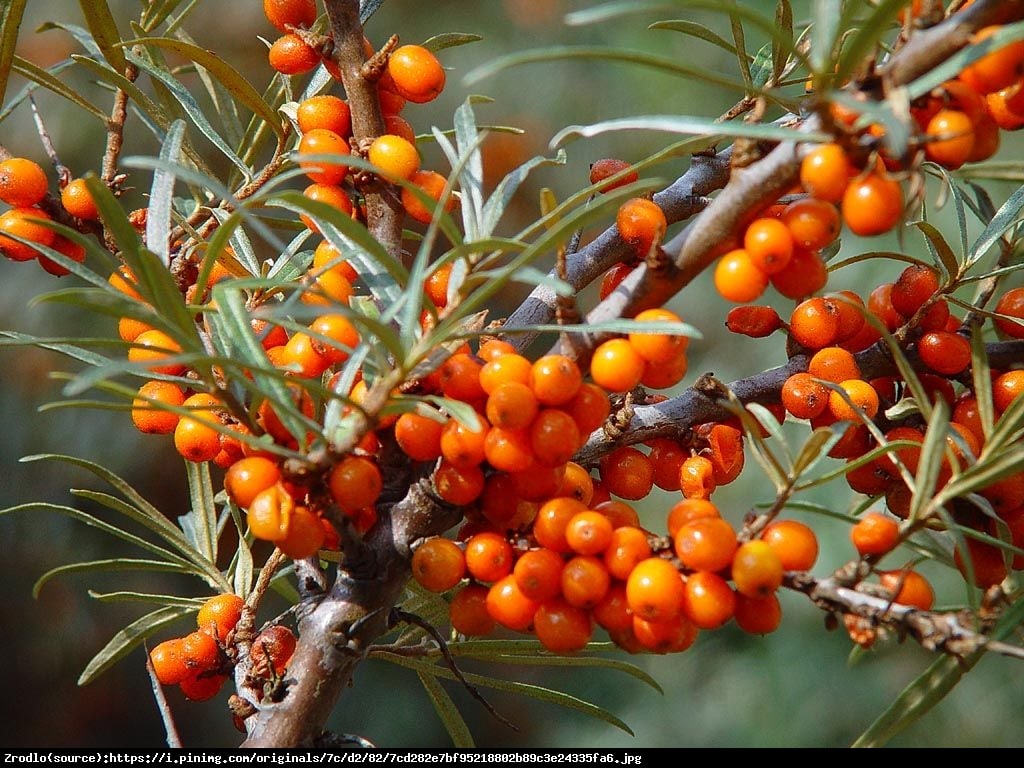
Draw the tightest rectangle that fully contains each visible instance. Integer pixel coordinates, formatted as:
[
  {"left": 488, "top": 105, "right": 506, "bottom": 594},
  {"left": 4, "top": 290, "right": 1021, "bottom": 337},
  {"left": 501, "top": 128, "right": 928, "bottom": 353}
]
[{"left": 0, "top": 156, "right": 98, "bottom": 274}]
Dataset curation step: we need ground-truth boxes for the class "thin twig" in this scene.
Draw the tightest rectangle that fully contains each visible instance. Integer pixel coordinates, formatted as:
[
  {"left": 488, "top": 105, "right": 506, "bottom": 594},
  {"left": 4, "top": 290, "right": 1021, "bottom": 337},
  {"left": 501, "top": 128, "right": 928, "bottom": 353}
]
[{"left": 145, "top": 644, "right": 183, "bottom": 748}]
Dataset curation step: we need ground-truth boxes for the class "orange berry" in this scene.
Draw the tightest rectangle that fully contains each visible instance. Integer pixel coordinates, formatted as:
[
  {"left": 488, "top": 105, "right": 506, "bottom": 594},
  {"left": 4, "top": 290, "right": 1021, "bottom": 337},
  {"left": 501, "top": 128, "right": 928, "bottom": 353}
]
[
  {"left": 703, "top": 423, "right": 745, "bottom": 486},
  {"left": 246, "top": 483, "right": 294, "bottom": 542},
  {"left": 808, "top": 346, "right": 861, "bottom": 383},
  {"left": 514, "top": 548, "right": 565, "bottom": 602},
  {"left": 590, "top": 338, "right": 645, "bottom": 393},
  {"left": 678, "top": 455, "right": 717, "bottom": 499},
  {"left": 628, "top": 307, "right": 689, "bottom": 364},
  {"left": 781, "top": 197, "right": 840, "bottom": 250},
  {"left": 640, "top": 351, "right": 689, "bottom": 390},
  {"left": 465, "top": 531, "right": 514, "bottom": 583},
  {"left": 268, "top": 33, "right": 319, "bottom": 75},
  {"left": 486, "top": 575, "right": 539, "bottom": 631},
  {"left": 994, "top": 287, "right": 1024, "bottom": 338},
  {"left": 174, "top": 414, "right": 222, "bottom": 464},
  {"left": 730, "top": 540, "right": 784, "bottom": 598},
  {"left": 531, "top": 354, "right": 583, "bottom": 406},
  {"left": 917, "top": 331, "right": 971, "bottom": 375},
  {"left": 850, "top": 511, "right": 900, "bottom": 557},
  {"left": 829, "top": 378, "right": 880, "bottom": 421},
  {"left": 131, "top": 380, "right": 185, "bottom": 435},
  {"left": 401, "top": 169, "right": 454, "bottom": 224},
  {"left": 0, "top": 206, "right": 55, "bottom": 261},
  {"left": 534, "top": 597, "right": 594, "bottom": 652},
  {"left": 960, "top": 26, "right": 1024, "bottom": 95},
  {"left": 308, "top": 313, "right": 360, "bottom": 365},
  {"left": 439, "top": 353, "right": 486, "bottom": 401},
  {"left": 616, "top": 197, "right": 666, "bottom": 256},
  {"left": 993, "top": 369, "right": 1024, "bottom": 412},
  {"left": 565, "top": 382, "right": 611, "bottom": 437},
  {"left": 530, "top": 408, "right": 580, "bottom": 467},
  {"left": 486, "top": 381, "right": 538, "bottom": 430},
  {"left": 769, "top": 246, "right": 828, "bottom": 300},
  {"left": 224, "top": 456, "right": 282, "bottom": 509},
  {"left": 440, "top": 418, "right": 488, "bottom": 469},
  {"left": 368, "top": 134, "right": 421, "bottom": 182},
  {"left": 589, "top": 158, "right": 638, "bottom": 193},
  {"left": 38, "top": 233, "right": 86, "bottom": 276},
  {"left": 0, "top": 157, "right": 48, "bottom": 208},
  {"left": 842, "top": 172, "right": 903, "bottom": 237},
  {"left": 600, "top": 261, "right": 634, "bottom": 300},
  {"left": 800, "top": 143, "right": 852, "bottom": 203},
  {"left": 296, "top": 95, "right": 351, "bottom": 137},
  {"left": 412, "top": 537, "right": 467, "bottom": 592},
  {"left": 250, "top": 625, "right": 297, "bottom": 677},
  {"left": 681, "top": 571, "right": 735, "bottom": 629},
  {"left": 450, "top": 584, "right": 496, "bottom": 636},
  {"left": 564, "top": 510, "right": 614, "bottom": 556},
  {"left": 725, "top": 305, "right": 782, "bottom": 338},
  {"left": 760, "top": 519, "right": 818, "bottom": 571},
  {"left": 560, "top": 555, "right": 610, "bottom": 609},
  {"left": 879, "top": 569, "right": 934, "bottom": 610},
  {"left": 263, "top": 0, "right": 317, "bottom": 32},
  {"left": 179, "top": 672, "right": 228, "bottom": 702},
  {"left": 603, "top": 525, "right": 652, "bottom": 581},
  {"left": 714, "top": 248, "right": 769, "bottom": 303},
  {"left": 647, "top": 437, "right": 686, "bottom": 492},
  {"left": 394, "top": 410, "right": 445, "bottom": 462},
  {"left": 483, "top": 426, "right": 535, "bottom": 473},
  {"left": 479, "top": 352, "right": 532, "bottom": 394},
  {"left": 599, "top": 445, "right": 654, "bottom": 501},
  {"left": 626, "top": 557, "right": 685, "bottom": 622},
  {"left": 196, "top": 594, "right": 244, "bottom": 642},
  {"left": 556, "top": 463, "right": 596, "bottom": 505},
  {"left": 301, "top": 183, "right": 354, "bottom": 233},
  {"left": 387, "top": 44, "right": 445, "bottom": 103},
  {"left": 328, "top": 455, "right": 382, "bottom": 514},
  {"left": 924, "top": 109, "right": 975, "bottom": 169},
  {"left": 432, "top": 461, "right": 485, "bottom": 506},
  {"left": 674, "top": 517, "right": 738, "bottom": 573},
  {"left": 781, "top": 372, "right": 829, "bottom": 420},
  {"left": 150, "top": 638, "right": 190, "bottom": 686},
  {"left": 743, "top": 217, "right": 794, "bottom": 275},
  {"left": 789, "top": 297, "right": 840, "bottom": 350},
  {"left": 632, "top": 613, "right": 699, "bottom": 654},
  {"left": 533, "top": 497, "right": 588, "bottom": 553},
  {"left": 297, "top": 128, "right": 350, "bottom": 185},
  {"left": 734, "top": 592, "right": 783, "bottom": 635}
]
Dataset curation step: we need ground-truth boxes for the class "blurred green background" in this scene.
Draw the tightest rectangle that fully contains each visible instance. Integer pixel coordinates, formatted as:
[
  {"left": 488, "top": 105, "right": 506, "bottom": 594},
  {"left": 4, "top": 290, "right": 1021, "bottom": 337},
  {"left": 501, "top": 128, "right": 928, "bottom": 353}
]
[{"left": 2, "top": 0, "right": 1024, "bottom": 749}]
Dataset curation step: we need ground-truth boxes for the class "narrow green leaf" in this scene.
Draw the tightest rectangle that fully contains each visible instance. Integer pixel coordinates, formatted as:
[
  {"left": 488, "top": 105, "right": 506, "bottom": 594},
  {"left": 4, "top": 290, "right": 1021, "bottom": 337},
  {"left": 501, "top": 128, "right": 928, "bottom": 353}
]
[
  {"left": 551, "top": 114, "right": 825, "bottom": 148},
  {"left": 127, "top": 36, "right": 284, "bottom": 140},
  {"left": 811, "top": 0, "right": 840, "bottom": 74},
  {"left": 33, "top": 558, "right": 190, "bottom": 599},
  {"left": 422, "top": 33, "right": 482, "bottom": 52},
  {"left": 228, "top": 502, "right": 254, "bottom": 597},
  {"left": 649, "top": 20, "right": 738, "bottom": 56},
  {"left": 834, "top": 0, "right": 906, "bottom": 84},
  {"left": 88, "top": 590, "right": 203, "bottom": 608},
  {"left": 184, "top": 460, "right": 218, "bottom": 565},
  {"left": 0, "top": 0, "right": 27, "bottom": 106},
  {"left": 729, "top": 8, "right": 753, "bottom": 91},
  {"left": 911, "top": 221, "right": 959, "bottom": 279},
  {"left": 970, "top": 324, "right": 995, "bottom": 443},
  {"left": 448, "top": 649, "right": 663, "bottom": 693},
  {"left": 77, "top": 0, "right": 127, "bottom": 73},
  {"left": 773, "top": 0, "right": 794, "bottom": 85},
  {"left": 376, "top": 653, "right": 634, "bottom": 735},
  {"left": 418, "top": 672, "right": 475, "bottom": 748},
  {"left": 125, "top": 49, "right": 250, "bottom": 176},
  {"left": 11, "top": 56, "right": 107, "bottom": 120},
  {"left": 452, "top": 100, "right": 487, "bottom": 240},
  {"left": 147, "top": 120, "right": 186, "bottom": 266},
  {"left": 79, "top": 606, "right": 192, "bottom": 685},
  {"left": 909, "top": 400, "right": 950, "bottom": 523},
  {"left": 968, "top": 179, "right": 1024, "bottom": 269},
  {"left": 481, "top": 150, "right": 567, "bottom": 239}
]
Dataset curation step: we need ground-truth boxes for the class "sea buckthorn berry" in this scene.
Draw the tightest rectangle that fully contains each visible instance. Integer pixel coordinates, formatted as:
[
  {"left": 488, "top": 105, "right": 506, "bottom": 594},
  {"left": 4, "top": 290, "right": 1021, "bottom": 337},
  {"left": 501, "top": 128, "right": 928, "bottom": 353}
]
[
  {"left": 328, "top": 455, "right": 383, "bottom": 514},
  {"left": 197, "top": 594, "right": 244, "bottom": 642},
  {"left": 297, "top": 128, "right": 350, "bottom": 185},
  {"left": 483, "top": 427, "right": 534, "bottom": 473},
  {"left": 603, "top": 526, "right": 652, "bottom": 581},
  {"left": 995, "top": 287, "right": 1024, "bottom": 338},
  {"left": 264, "top": 0, "right": 317, "bottom": 32},
  {"left": 590, "top": 158, "right": 639, "bottom": 192},
  {"left": 433, "top": 461, "right": 485, "bottom": 506},
  {"left": 628, "top": 307, "right": 689, "bottom": 364},
  {"left": 565, "top": 383, "right": 611, "bottom": 437},
  {"left": 368, "top": 134, "right": 421, "bottom": 182},
  {"left": 308, "top": 313, "right": 359, "bottom": 365},
  {"left": 279, "top": 332, "right": 329, "bottom": 378},
  {"left": 924, "top": 109, "right": 975, "bottom": 169},
  {"left": 450, "top": 584, "right": 496, "bottom": 636},
  {"left": 564, "top": 510, "right": 614, "bottom": 556},
  {"left": 530, "top": 408, "right": 581, "bottom": 467},
  {"left": 182, "top": 629, "right": 221, "bottom": 674},
  {"left": 412, "top": 537, "right": 466, "bottom": 592},
  {"left": 781, "top": 197, "right": 840, "bottom": 250},
  {"left": 179, "top": 673, "right": 228, "bottom": 702},
  {"left": 829, "top": 378, "right": 880, "bottom": 421},
  {"left": 892, "top": 264, "right": 940, "bottom": 319},
  {"left": 681, "top": 571, "right": 735, "bottom": 629},
  {"left": 769, "top": 247, "right": 828, "bottom": 300},
  {"left": 725, "top": 305, "right": 782, "bottom": 338},
  {"left": 678, "top": 455, "right": 717, "bottom": 500},
  {"left": 760, "top": 520, "right": 818, "bottom": 571},
  {"left": 640, "top": 351, "right": 689, "bottom": 390},
  {"left": 401, "top": 170, "right": 454, "bottom": 224},
  {"left": 830, "top": 290, "right": 867, "bottom": 342},
  {"left": 590, "top": 338, "right": 645, "bottom": 393},
  {"left": 647, "top": 437, "right": 686, "bottom": 491},
  {"left": 744, "top": 217, "right": 794, "bottom": 275},
  {"left": 534, "top": 597, "right": 594, "bottom": 652},
  {"left": 480, "top": 353, "right": 532, "bottom": 394},
  {"left": 225, "top": 456, "right": 282, "bottom": 509},
  {"left": 667, "top": 498, "right": 720, "bottom": 537},
  {"left": 440, "top": 418, "right": 488, "bottom": 469},
  {"left": 534, "top": 497, "right": 588, "bottom": 553},
  {"left": 251, "top": 625, "right": 297, "bottom": 677},
  {"left": 593, "top": 584, "right": 633, "bottom": 633},
  {"left": 424, "top": 262, "right": 453, "bottom": 309},
  {"left": 296, "top": 95, "right": 351, "bottom": 137},
  {"left": 955, "top": 536, "right": 1008, "bottom": 588},
  {"left": 704, "top": 423, "right": 745, "bottom": 485},
  {"left": 486, "top": 575, "right": 539, "bottom": 631},
  {"left": 387, "top": 44, "right": 446, "bottom": 103},
  {"left": 174, "top": 416, "right": 222, "bottom": 464},
  {"left": 993, "top": 369, "right": 1024, "bottom": 412},
  {"left": 969, "top": 107, "right": 1001, "bottom": 163},
  {"left": 600, "top": 262, "right": 635, "bottom": 300},
  {"left": 514, "top": 548, "right": 565, "bottom": 602},
  {"left": 917, "top": 331, "right": 971, "bottom": 375},
  {"left": 800, "top": 143, "right": 852, "bottom": 203},
  {"left": 384, "top": 112, "right": 416, "bottom": 143},
  {"left": 632, "top": 614, "right": 699, "bottom": 654},
  {"left": 674, "top": 517, "right": 738, "bottom": 573},
  {"left": 560, "top": 554, "right": 611, "bottom": 609},
  {"left": 734, "top": 592, "right": 782, "bottom": 635},
  {"left": 808, "top": 346, "right": 861, "bottom": 383},
  {"left": 247, "top": 483, "right": 294, "bottom": 542},
  {"left": 986, "top": 87, "right": 1024, "bottom": 130},
  {"left": 486, "top": 381, "right": 537, "bottom": 430},
  {"left": 783, "top": 374, "right": 829, "bottom": 419},
  {"left": 714, "top": 248, "right": 769, "bottom": 303},
  {"left": 851, "top": 511, "right": 900, "bottom": 557},
  {"left": 616, "top": 197, "right": 666, "bottom": 256},
  {"left": 477, "top": 339, "right": 516, "bottom": 362},
  {"left": 842, "top": 171, "right": 903, "bottom": 237},
  {"left": 150, "top": 638, "right": 190, "bottom": 686},
  {"left": 789, "top": 297, "right": 840, "bottom": 350},
  {"left": 867, "top": 282, "right": 905, "bottom": 332},
  {"left": 131, "top": 380, "right": 185, "bottom": 435},
  {"left": 38, "top": 234, "right": 86, "bottom": 276},
  {"left": 960, "top": 26, "right": 1024, "bottom": 95},
  {"left": 731, "top": 541, "right": 784, "bottom": 598},
  {"left": 879, "top": 569, "right": 934, "bottom": 610},
  {"left": 531, "top": 355, "right": 582, "bottom": 406},
  {"left": 465, "top": 532, "right": 514, "bottom": 583},
  {"left": 0, "top": 158, "right": 48, "bottom": 208},
  {"left": 626, "top": 557, "right": 685, "bottom": 622},
  {"left": 301, "top": 183, "right": 354, "bottom": 232},
  {"left": 312, "top": 241, "right": 358, "bottom": 281},
  {"left": 589, "top": 499, "right": 636, "bottom": 530},
  {"left": 268, "top": 33, "right": 319, "bottom": 75},
  {"left": 440, "top": 353, "right": 486, "bottom": 402},
  {"left": 0, "top": 206, "right": 55, "bottom": 261},
  {"left": 394, "top": 411, "right": 445, "bottom": 462},
  {"left": 599, "top": 446, "right": 654, "bottom": 501}
]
